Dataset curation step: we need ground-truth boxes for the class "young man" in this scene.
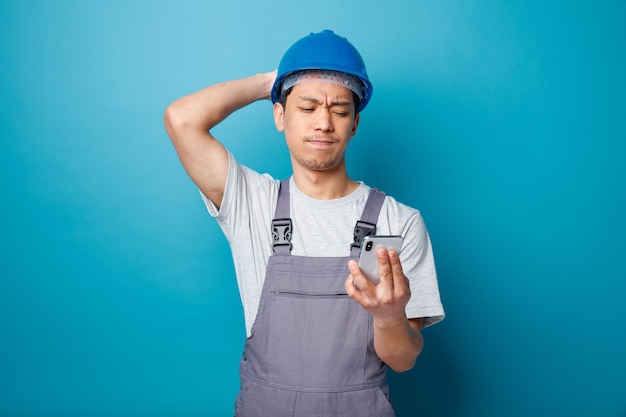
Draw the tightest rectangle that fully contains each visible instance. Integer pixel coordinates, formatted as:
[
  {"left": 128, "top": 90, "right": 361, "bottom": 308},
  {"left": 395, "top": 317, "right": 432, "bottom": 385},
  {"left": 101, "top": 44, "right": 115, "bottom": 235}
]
[{"left": 164, "top": 30, "right": 444, "bottom": 417}]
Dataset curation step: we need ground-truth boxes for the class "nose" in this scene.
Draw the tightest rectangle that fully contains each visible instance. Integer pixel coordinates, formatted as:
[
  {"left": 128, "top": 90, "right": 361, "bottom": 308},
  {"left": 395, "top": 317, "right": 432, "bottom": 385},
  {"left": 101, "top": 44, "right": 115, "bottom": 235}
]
[{"left": 313, "top": 108, "right": 334, "bottom": 132}]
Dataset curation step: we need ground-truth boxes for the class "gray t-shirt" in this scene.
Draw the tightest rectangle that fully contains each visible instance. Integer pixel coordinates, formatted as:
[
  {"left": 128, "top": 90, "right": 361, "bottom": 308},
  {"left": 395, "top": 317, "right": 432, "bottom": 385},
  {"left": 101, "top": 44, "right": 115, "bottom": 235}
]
[{"left": 203, "top": 152, "right": 444, "bottom": 337}]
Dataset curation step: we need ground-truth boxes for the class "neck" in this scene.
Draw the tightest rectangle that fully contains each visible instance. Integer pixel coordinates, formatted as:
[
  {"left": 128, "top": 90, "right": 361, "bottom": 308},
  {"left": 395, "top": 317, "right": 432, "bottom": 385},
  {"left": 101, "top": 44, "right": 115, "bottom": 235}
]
[{"left": 292, "top": 170, "right": 359, "bottom": 200}]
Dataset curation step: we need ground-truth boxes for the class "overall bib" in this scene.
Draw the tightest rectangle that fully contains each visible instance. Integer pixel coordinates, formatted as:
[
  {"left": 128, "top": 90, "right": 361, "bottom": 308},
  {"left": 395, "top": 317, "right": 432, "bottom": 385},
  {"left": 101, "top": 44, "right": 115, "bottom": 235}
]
[{"left": 234, "top": 180, "right": 396, "bottom": 417}]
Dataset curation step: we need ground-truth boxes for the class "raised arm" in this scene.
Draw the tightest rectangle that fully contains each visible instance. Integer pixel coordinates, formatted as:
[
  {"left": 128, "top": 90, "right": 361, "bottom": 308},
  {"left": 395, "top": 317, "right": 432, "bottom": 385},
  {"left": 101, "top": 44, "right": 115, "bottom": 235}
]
[{"left": 163, "top": 71, "right": 277, "bottom": 208}]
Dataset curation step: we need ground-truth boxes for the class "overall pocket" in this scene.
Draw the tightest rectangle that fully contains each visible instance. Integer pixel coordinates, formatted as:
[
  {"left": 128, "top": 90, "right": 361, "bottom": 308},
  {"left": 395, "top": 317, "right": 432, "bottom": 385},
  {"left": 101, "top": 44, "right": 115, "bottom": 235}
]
[{"left": 267, "top": 288, "right": 370, "bottom": 390}]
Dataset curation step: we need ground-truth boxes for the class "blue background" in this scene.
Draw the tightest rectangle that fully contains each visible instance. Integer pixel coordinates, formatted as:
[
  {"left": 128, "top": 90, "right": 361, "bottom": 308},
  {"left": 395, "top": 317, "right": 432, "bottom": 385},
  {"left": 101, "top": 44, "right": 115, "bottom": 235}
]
[{"left": 1, "top": 1, "right": 625, "bottom": 416}]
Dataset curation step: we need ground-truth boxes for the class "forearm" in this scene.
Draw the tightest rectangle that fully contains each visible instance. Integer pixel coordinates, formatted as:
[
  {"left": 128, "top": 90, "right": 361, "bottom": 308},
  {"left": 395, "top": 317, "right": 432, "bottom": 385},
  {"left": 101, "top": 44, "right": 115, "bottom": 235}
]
[
  {"left": 165, "top": 71, "right": 275, "bottom": 135},
  {"left": 374, "top": 317, "right": 424, "bottom": 372}
]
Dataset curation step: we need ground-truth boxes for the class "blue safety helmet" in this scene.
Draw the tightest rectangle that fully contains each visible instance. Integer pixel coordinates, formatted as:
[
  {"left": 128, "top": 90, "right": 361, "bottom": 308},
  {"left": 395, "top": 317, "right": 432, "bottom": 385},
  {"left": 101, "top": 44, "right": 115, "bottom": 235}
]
[{"left": 271, "top": 30, "right": 373, "bottom": 113}]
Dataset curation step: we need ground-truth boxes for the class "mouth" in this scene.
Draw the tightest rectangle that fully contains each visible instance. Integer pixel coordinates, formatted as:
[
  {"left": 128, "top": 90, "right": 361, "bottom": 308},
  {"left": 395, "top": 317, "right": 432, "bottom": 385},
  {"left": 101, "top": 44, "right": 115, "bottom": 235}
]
[{"left": 305, "top": 135, "right": 338, "bottom": 146}]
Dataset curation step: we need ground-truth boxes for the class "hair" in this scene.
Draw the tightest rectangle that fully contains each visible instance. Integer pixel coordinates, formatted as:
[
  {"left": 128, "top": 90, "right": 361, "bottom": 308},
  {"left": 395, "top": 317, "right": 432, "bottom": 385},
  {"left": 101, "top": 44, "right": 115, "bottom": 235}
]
[{"left": 278, "top": 86, "right": 361, "bottom": 117}]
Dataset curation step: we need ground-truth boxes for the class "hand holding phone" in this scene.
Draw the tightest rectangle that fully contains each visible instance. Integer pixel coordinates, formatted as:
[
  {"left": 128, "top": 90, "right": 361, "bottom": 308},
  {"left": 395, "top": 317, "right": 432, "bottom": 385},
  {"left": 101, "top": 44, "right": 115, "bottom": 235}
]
[{"left": 357, "top": 235, "right": 403, "bottom": 285}]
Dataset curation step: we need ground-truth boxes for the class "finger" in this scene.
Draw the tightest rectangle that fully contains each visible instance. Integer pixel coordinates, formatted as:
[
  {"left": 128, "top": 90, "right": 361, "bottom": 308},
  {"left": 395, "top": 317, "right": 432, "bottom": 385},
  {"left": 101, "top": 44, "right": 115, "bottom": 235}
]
[
  {"left": 345, "top": 270, "right": 372, "bottom": 307},
  {"left": 388, "top": 250, "right": 405, "bottom": 286},
  {"left": 388, "top": 250, "right": 410, "bottom": 298},
  {"left": 373, "top": 249, "right": 397, "bottom": 307},
  {"left": 348, "top": 260, "right": 371, "bottom": 293},
  {"left": 345, "top": 274, "right": 358, "bottom": 295},
  {"left": 377, "top": 248, "right": 393, "bottom": 287}
]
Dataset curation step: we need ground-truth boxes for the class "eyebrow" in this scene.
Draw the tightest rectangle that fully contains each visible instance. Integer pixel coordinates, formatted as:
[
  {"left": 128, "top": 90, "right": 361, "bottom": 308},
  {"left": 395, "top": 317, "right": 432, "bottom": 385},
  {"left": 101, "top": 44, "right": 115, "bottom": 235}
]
[{"left": 296, "top": 95, "right": 352, "bottom": 107}]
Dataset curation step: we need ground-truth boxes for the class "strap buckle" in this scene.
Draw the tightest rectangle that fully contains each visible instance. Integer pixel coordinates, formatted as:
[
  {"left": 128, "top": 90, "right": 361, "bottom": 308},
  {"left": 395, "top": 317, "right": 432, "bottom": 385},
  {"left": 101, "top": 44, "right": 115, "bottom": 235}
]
[
  {"left": 272, "top": 218, "right": 293, "bottom": 252},
  {"left": 350, "top": 220, "right": 376, "bottom": 251}
]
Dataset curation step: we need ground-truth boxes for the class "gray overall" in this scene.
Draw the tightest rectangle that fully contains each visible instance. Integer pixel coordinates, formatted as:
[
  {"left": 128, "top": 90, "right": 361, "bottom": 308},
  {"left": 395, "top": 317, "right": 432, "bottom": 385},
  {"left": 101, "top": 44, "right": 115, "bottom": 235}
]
[{"left": 234, "top": 180, "right": 396, "bottom": 417}]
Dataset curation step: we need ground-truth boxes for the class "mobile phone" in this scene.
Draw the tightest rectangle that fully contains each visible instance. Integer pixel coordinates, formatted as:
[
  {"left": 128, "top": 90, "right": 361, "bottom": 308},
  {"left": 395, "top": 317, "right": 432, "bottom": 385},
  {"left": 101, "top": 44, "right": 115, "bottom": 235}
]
[{"left": 357, "top": 235, "right": 404, "bottom": 285}]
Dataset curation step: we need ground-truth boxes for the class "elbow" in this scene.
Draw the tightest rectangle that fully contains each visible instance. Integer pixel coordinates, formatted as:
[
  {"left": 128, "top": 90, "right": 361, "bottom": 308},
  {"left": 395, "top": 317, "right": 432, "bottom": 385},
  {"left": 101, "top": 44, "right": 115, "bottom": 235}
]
[
  {"left": 388, "top": 357, "right": 417, "bottom": 373},
  {"left": 384, "top": 341, "right": 423, "bottom": 373},
  {"left": 163, "top": 102, "right": 186, "bottom": 139},
  {"left": 164, "top": 97, "right": 203, "bottom": 143}
]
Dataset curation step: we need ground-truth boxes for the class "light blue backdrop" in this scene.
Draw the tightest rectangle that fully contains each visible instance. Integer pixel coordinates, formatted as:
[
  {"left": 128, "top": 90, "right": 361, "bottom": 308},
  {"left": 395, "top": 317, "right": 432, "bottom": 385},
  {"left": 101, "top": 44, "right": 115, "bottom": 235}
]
[{"left": 1, "top": 1, "right": 625, "bottom": 416}]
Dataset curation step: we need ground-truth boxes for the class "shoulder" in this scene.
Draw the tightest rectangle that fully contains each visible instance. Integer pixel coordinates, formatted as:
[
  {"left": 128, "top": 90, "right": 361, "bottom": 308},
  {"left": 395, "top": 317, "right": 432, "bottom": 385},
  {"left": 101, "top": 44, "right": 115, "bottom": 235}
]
[
  {"left": 381, "top": 193, "right": 420, "bottom": 216},
  {"left": 367, "top": 189, "right": 430, "bottom": 243},
  {"left": 378, "top": 192, "right": 423, "bottom": 225}
]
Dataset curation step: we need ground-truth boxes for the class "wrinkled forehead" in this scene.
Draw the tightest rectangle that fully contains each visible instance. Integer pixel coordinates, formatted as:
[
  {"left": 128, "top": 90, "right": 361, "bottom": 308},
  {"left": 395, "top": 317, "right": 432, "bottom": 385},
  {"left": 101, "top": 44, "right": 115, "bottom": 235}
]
[{"left": 281, "top": 70, "right": 365, "bottom": 100}]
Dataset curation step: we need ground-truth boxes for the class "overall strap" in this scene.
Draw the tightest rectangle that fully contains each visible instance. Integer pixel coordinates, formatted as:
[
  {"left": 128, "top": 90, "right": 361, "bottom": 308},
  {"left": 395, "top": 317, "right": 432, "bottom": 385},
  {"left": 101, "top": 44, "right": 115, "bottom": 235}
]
[
  {"left": 272, "top": 179, "right": 292, "bottom": 254},
  {"left": 350, "top": 188, "right": 386, "bottom": 257},
  {"left": 271, "top": 179, "right": 386, "bottom": 257}
]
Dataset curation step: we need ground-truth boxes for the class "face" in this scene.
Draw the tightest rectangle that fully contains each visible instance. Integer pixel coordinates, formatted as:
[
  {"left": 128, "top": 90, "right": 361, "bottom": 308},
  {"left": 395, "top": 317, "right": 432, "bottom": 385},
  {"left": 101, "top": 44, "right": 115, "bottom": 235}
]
[{"left": 273, "top": 81, "right": 360, "bottom": 174}]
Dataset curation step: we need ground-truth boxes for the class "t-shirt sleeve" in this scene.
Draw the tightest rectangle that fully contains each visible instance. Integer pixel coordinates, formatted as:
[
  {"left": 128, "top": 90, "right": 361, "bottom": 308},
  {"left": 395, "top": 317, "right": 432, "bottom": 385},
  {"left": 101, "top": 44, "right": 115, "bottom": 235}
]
[
  {"left": 199, "top": 151, "right": 277, "bottom": 239},
  {"left": 400, "top": 211, "right": 445, "bottom": 328},
  {"left": 200, "top": 151, "right": 239, "bottom": 221}
]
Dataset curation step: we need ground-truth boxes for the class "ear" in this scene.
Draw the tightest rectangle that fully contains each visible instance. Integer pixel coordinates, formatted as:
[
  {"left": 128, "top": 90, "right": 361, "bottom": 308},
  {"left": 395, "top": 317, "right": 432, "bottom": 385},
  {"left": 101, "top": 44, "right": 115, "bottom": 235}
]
[
  {"left": 273, "top": 102, "right": 285, "bottom": 132},
  {"left": 351, "top": 113, "right": 360, "bottom": 137}
]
